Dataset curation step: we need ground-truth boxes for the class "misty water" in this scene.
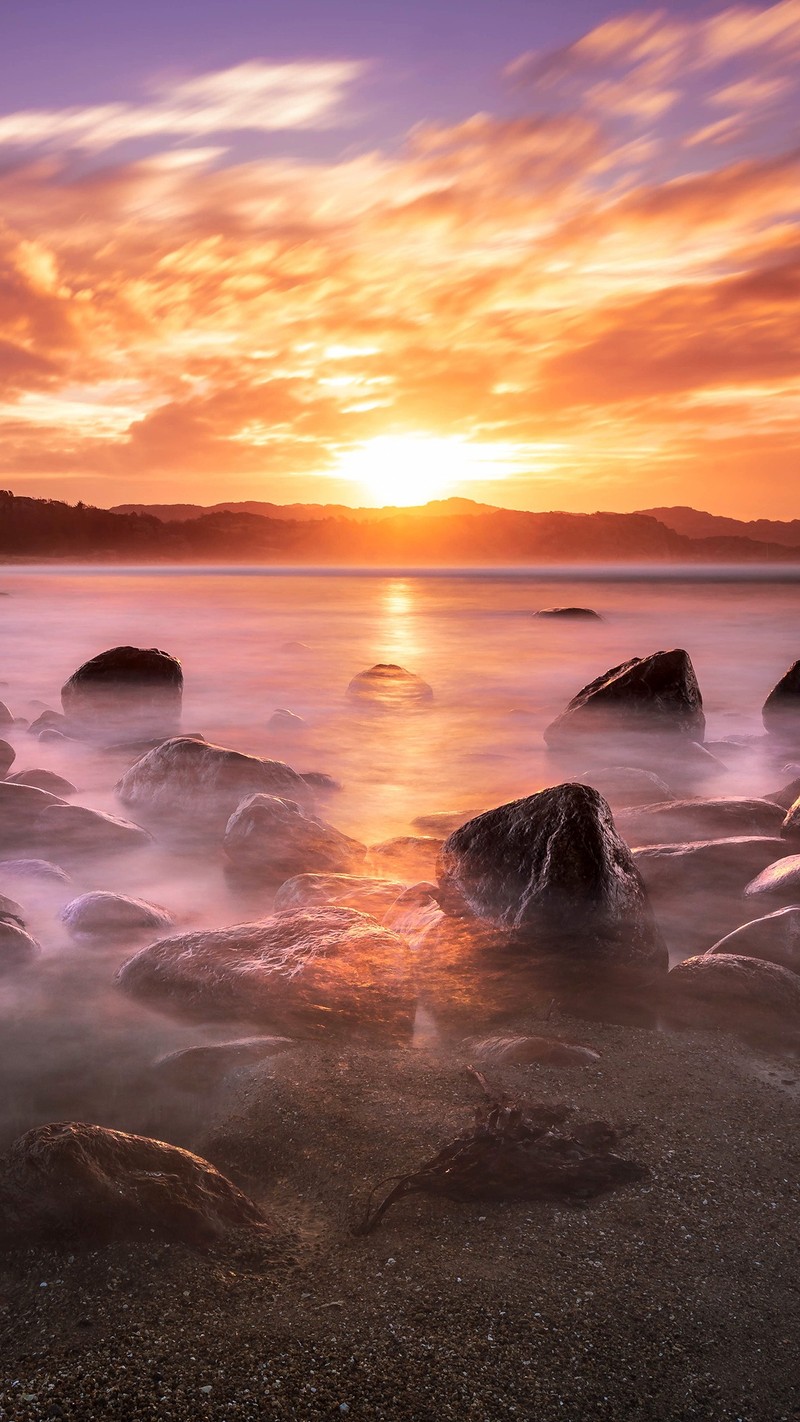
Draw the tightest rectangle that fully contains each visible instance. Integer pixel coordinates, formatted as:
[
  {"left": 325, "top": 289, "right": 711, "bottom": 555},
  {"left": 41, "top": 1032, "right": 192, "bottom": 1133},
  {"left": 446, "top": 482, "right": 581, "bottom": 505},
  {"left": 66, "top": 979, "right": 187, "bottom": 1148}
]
[{"left": 1, "top": 566, "right": 799, "bottom": 1147}]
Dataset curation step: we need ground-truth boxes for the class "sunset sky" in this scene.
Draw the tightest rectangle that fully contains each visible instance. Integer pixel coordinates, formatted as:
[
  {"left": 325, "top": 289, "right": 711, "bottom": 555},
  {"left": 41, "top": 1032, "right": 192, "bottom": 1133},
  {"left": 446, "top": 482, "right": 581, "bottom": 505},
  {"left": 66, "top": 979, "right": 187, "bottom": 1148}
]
[{"left": 1, "top": 0, "right": 799, "bottom": 516}]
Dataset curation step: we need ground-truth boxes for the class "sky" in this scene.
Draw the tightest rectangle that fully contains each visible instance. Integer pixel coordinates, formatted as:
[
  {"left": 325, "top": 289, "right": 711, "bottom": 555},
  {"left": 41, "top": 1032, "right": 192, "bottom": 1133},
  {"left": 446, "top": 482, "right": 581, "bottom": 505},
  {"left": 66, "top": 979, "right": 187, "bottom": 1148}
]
[{"left": 0, "top": 0, "right": 798, "bottom": 517}]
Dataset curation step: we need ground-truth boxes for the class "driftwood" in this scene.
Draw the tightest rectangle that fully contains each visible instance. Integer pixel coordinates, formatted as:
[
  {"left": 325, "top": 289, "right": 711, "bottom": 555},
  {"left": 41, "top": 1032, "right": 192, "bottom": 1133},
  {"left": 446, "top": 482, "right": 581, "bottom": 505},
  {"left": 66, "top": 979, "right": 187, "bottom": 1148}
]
[{"left": 355, "top": 1066, "right": 645, "bottom": 1234}]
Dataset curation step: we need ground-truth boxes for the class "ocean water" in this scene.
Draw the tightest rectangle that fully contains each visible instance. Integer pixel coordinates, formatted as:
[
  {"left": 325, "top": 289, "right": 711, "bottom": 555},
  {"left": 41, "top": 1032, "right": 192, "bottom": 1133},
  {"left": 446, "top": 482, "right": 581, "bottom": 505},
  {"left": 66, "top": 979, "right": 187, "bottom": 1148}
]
[{"left": 0, "top": 566, "right": 798, "bottom": 1141}]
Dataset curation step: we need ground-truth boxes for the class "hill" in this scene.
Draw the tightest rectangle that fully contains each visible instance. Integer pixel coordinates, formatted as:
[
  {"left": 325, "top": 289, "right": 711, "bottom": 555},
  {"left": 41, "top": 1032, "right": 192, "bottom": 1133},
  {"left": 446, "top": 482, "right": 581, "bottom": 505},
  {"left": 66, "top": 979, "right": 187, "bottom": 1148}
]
[{"left": 639, "top": 506, "right": 800, "bottom": 548}]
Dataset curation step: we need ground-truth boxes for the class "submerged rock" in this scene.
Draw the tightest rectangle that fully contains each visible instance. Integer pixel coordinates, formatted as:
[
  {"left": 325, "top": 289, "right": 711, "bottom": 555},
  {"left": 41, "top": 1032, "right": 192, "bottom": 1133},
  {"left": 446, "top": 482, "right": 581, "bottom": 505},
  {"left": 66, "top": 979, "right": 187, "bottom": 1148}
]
[
  {"left": 369, "top": 836, "right": 443, "bottom": 880},
  {"left": 61, "top": 646, "right": 183, "bottom": 743},
  {"left": 763, "top": 776, "right": 800, "bottom": 811},
  {"left": 347, "top": 664, "right": 433, "bottom": 707},
  {"left": 743, "top": 854, "right": 800, "bottom": 908},
  {"left": 634, "top": 837, "right": 790, "bottom": 898},
  {"left": 0, "top": 700, "right": 13, "bottom": 727},
  {"left": 154, "top": 1037, "right": 296, "bottom": 1091},
  {"left": 617, "top": 798, "right": 785, "bottom": 847},
  {"left": 0, "top": 893, "right": 24, "bottom": 922},
  {"left": 762, "top": 660, "right": 800, "bottom": 741},
  {"left": 469, "top": 1034, "right": 601, "bottom": 1066},
  {"left": 273, "top": 872, "right": 406, "bottom": 916},
  {"left": 0, "top": 739, "right": 14, "bottom": 777},
  {"left": 533, "top": 607, "right": 602, "bottom": 620},
  {"left": 666, "top": 952, "right": 800, "bottom": 1026},
  {"left": 116, "top": 736, "right": 313, "bottom": 831},
  {"left": 0, "top": 782, "right": 67, "bottom": 847},
  {"left": 62, "top": 891, "right": 172, "bottom": 937},
  {"left": 35, "top": 804, "right": 151, "bottom": 858},
  {"left": 299, "top": 771, "right": 342, "bottom": 794},
  {"left": 438, "top": 784, "right": 666, "bottom": 975},
  {"left": 544, "top": 648, "right": 705, "bottom": 747},
  {"left": 0, "top": 1121, "right": 268, "bottom": 1247},
  {"left": 706, "top": 907, "right": 800, "bottom": 974},
  {"left": 6, "top": 767, "right": 77, "bottom": 795},
  {"left": 0, "top": 858, "right": 71, "bottom": 887},
  {"left": 0, "top": 915, "right": 40, "bottom": 973},
  {"left": 117, "top": 906, "right": 416, "bottom": 1040},
  {"left": 224, "top": 794, "right": 366, "bottom": 880},
  {"left": 576, "top": 766, "right": 674, "bottom": 810},
  {"left": 267, "top": 708, "right": 306, "bottom": 731},
  {"left": 27, "top": 709, "right": 65, "bottom": 737}
]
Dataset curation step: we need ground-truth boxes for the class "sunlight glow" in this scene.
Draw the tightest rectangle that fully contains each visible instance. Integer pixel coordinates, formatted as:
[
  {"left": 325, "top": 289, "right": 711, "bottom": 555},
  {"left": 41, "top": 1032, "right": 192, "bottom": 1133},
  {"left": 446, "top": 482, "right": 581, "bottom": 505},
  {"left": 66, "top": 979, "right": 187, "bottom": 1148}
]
[{"left": 336, "top": 434, "right": 500, "bottom": 506}]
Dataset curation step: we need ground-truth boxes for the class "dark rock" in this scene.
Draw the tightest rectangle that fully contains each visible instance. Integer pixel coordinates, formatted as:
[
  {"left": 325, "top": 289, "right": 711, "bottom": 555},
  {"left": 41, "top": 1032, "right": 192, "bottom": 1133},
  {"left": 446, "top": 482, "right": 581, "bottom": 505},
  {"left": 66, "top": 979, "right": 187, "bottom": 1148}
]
[
  {"left": 61, "top": 646, "right": 183, "bottom": 743},
  {"left": 533, "top": 607, "right": 602, "bottom": 620},
  {"left": 273, "top": 872, "right": 406, "bottom": 916},
  {"left": 62, "top": 892, "right": 172, "bottom": 937},
  {"left": 35, "top": 804, "right": 151, "bottom": 858},
  {"left": 743, "top": 854, "right": 800, "bottom": 908},
  {"left": 116, "top": 736, "right": 313, "bottom": 831},
  {"left": 224, "top": 795, "right": 366, "bottom": 880},
  {"left": 576, "top": 766, "right": 674, "bottom": 810},
  {"left": 0, "top": 915, "right": 39, "bottom": 973},
  {"left": 267, "top": 709, "right": 306, "bottom": 731},
  {"left": 299, "top": 771, "right": 342, "bottom": 794},
  {"left": 0, "top": 739, "right": 14, "bottom": 777},
  {"left": 438, "top": 784, "right": 666, "bottom": 975},
  {"left": 617, "top": 798, "right": 785, "bottom": 847},
  {"left": 781, "top": 795, "right": 800, "bottom": 839},
  {"left": 469, "top": 1034, "right": 601, "bottom": 1066},
  {"left": 666, "top": 952, "right": 800, "bottom": 1026},
  {"left": 544, "top": 648, "right": 705, "bottom": 746},
  {"left": 764, "top": 776, "right": 800, "bottom": 811},
  {"left": 347, "top": 664, "right": 433, "bottom": 707},
  {"left": 6, "top": 767, "right": 77, "bottom": 795},
  {"left": 706, "top": 907, "right": 800, "bottom": 974},
  {"left": 0, "top": 700, "right": 13, "bottom": 727},
  {"left": 117, "top": 906, "right": 416, "bottom": 1040},
  {"left": 0, "top": 1121, "right": 268, "bottom": 1247},
  {"left": 369, "top": 835, "right": 444, "bottom": 880},
  {"left": 27, "top": 710, "right": 66, "bottom": 736},
  {"left": 154, "top": 1037, "right": 297, "bottom": 1091},
  {"left": 762, "top": 660, "right": 800, "bottom": 741}
]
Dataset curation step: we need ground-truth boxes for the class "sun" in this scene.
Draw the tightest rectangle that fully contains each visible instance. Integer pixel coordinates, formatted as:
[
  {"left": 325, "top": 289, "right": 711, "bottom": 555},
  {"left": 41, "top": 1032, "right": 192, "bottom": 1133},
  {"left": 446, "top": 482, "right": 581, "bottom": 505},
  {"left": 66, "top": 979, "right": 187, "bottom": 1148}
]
[{"left": 336, "top": 433, "right": 487, "bottom": 507}]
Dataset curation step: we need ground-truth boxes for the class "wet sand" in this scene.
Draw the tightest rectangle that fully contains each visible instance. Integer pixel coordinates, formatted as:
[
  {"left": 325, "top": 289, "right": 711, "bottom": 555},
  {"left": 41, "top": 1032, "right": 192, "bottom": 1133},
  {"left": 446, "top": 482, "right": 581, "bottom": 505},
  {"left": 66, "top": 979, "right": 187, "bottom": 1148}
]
[{"left": 1, "top": 1017, "right": 798, "bottom": 1422}]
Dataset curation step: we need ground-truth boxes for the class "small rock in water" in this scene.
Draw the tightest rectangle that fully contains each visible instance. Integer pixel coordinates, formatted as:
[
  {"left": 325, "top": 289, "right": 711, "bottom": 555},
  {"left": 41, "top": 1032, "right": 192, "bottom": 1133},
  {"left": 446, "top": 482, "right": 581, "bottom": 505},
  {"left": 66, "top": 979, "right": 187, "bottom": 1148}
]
[
  {"left": 705, "top": 907, "right": 800, "bottom": 974},
  {"left": 762, "top": 660, "right": 800, "bottom": 742},
  {"left": 469, "top": 1034, "right": 601, "bottom": 1067},
  {"left": 35, "top": 804, "right": 151, "bottom": 859},
  {"left": 576, "top": 766, "right": 674, "bottom": 809},
  {"left": 533, "top": 607, "right": 602, "bottom": 620},
  {"left": 61, "top": 645, "right": 183, "bottom": 743},
  {"left": 0, "top": 700, "right": 13, "bottom": 727},
  {"left": 763, "top": 776, "right": 800, "bottom": 811},
  {"left": 744, "top": 853, "right": 800, "bottom": 908},
  {"left": 0, "top": 893, "right": 25, "bottom": 923},
  {"left": 347, "top": 664, "right": 433, "bottom": 707},
  {"left": 0, "top": 916, "right": 40, "bottom": 973},
  {"left": 300, "top": 771, "right": 343, "bottom": 793},
  {"left": 273, "top": 872, "right": 406, "bottom": 916},
  {"left": 666, "top": 952, "right": 800, "bottom": 1027},
  {"left": 154, "top": 1036, "right": 297, "bottom": 1090},
  {"left": 5, "top": 768, "right": 77, "bottom": 795},
  {"left": 61, "top": 891, "right": 173, "bottom": 937},
  {"left": 268, "top": 708, "right": 306, "bottom": 731},
  {"left": 544, "top": 648, "right": 705, "bottom": 747},
  {"left": 0, "top": 739, "right": 15, "bottom": 777},
  {"left": 224, "top": 794, "right": 366, "bottom": 880},
  {"left": 616, "top": 797, "right": 785, "bottom": 847},
  {"left": 0, "top": 783, "right": 68, "bottom": 848},
  {"left": 0, "top": 858, "right": 72, "bottom": 886}
]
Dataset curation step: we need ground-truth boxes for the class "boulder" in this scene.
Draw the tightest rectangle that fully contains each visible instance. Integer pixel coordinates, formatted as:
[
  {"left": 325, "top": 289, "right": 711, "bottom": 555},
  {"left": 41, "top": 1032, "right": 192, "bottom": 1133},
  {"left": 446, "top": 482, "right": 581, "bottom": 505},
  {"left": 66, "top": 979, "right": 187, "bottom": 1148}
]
[
  {"left": 62, "top": 891, "right": 172, "bottom": 937},
  {"left": 347, "top": 664, "right": 433, "bottom": 707},
  {"left": 267, "top": 709, "right": 306, "bottom": 731},
  {"left": 116, "top": 736, "right": 313, "bottom": 831},
  {"left": 154, "top": 1037, "right": 296, "bottom": 1091},
  {"left": 0, "top": 700, "right": 13, "bottom": 727},
  {"left": 576, "top": 766, "right": 674, "bottom": 810},
  {"left": 437, "top": 784, "right": 666, "bottom": 975},
  {"left": 705, "top": 907, "right": 800, "bottom": 974},
  {"left": 762, "top": 660, "right": 800, "bottom": 740},
  {"left": 743, "top": 854, "right": 800, "bottom": 908},
  {"left": 0, "top": 739, "right": 14, "bottom": 778},
  {"left": 0, "top": 915, "right": 39, "bottom": 973},
  {"left": 35, "top": 804, "right": 151, "bottom": 859},
  {"left": 273, "top": 872, "right": 406, "bottom": 916},
  {"left": 666, "top": 953, "right": 800, "bottom": 1026},
  {"left": 6, "top": 768, "right": 77, "bottom": 795},
  {"left": 27, "top": 709, "right": 65, "bottom": 736},
  {"left": 469, "top": 1034, "right": 601, "bottom": 1066},
  {"left": 369, "top": 835, "right": 443, "bottom": 880},
  {"left": 223, "top": 795, "right": 366, "bottom": 880},
  {"left": 0, "top": 1121, "right": 268, "bottom": 1247},
  {"left": 544, "top": 648, "right": 705, "bottom": 747},
  {"left": 634, "top": 837, "right": 790, "bottom": 898},
  {"left": 0, "top": 782, "right": 67, "bottom": 848},
  {"left": 0, "top": 858, "right": 71, "bottom": 887},
  {"left": 781, "top": 796, "right": 800, "bottom": 839},
  {"left": 61, "top": 646, "right": 183, "bottom": 742},
  {"left": 616, "top": 798, "right": 785, "bottom": 847},
  {"left": 117, "top": 906, "right": 416, "bottom": 1041},
  {"left": 763, "top": 776, "right": 800, "bottom": 811},
  {"left": 533, "top": 607, "right": 602, "bottom": 620}
]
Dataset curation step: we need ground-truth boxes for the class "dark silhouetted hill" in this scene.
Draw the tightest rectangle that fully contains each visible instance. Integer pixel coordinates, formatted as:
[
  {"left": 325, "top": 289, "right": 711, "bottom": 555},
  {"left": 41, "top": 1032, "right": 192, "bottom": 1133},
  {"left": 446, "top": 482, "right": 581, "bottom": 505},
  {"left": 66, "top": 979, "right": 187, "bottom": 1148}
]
[
  {"left": 110, "top": 496, "right": 497, "bottom": 522},
  {"left": 639, "top": 506, "right": 800, "bottom": 547}
]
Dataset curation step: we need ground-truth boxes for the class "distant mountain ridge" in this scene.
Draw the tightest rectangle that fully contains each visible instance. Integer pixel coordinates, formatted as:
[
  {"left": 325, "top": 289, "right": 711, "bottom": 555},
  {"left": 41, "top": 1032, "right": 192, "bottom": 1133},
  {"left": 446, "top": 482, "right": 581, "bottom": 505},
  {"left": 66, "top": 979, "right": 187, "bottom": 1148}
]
[
  {"left": 638, "top": 506, "right": 800, "bottom": 548},
  {"left": 1, "top": 492, "right": 798, "bottom": 564}
]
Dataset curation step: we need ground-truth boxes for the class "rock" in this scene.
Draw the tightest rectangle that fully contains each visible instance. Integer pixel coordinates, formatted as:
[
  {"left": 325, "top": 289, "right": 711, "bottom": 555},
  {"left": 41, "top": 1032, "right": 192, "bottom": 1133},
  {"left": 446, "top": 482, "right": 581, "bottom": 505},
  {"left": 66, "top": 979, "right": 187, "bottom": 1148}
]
[
  {"left": 764, "top": 776, "right": 800, "bottom": 811},
  {"left": 38, "top": 728, "right": 71, "bottom": 743},
  {"left": 634, "top": 837, "right": 790, "bottom": 898},
  {"left": 0, "top": 739, "right": 14, "bottom": 777},
  {"left": 61, "top": 892, "right": 172, "bottom": 937},
  {"left": 116, "top": 736, "right": 313, "bottom": 831},
  {"left": 0, "top": 858, "right": 71, "bottom": 887},
  {"left": 781, "top": 796, "right": 800, "bottom": 839},
  {"left": 382, "top": 883, "right": 442, "bottom": 943},
  {"left": 437, "top": 784, "right": 666, "bottom": 975},
  {"left": 0, "top": 782, "right": 67, "bottom": 847},
  {"left": 267, "top": 709, "right": 306, "bottom": 731},
  {"left": 223, "top": 795, "right": 366, "bottom": 880},
  {"left": 666, "top": 953, "right": 800, "bottom": 1026},
  {"left": 469, "top": 1034, "right": 601, "bottom": 1066},
  {"left": 6, "top": 767, "right": 76, "bottom": 795},
  {"left": 705, "top": 907, "right": 800, "bottom": 974},
  {"left": 616, "top": 798, "right": 785, "bottom": 847},
  {"left": 762, "top": 660, "right": 800, "bottom": 741},
  {"left": 0, "top": 1121, "right": 268, "bottom": 1247},
  {"left": 369, "top": 836, "right": 444, "bottom": 880},
  {"left": 154, "top": 1037, "right": 296, "bottom": 1091},
  {"left": 743, "top": 854, "right": 800, "bottom": 908},
  {"left": 544, "top": 648, "right": 705, "bottom": 747},
  {"left": 576, "top": 767, "right": 674, "bottom": 810},
  {"left": 117, "top": 907, "right": 416, "bottom": 1041},
  {"left": 108, "top": 732, "right": 206, "bottom": 758},
  {"left": 273, "top": 873, "right": 406, "bottom": 916},
  {"left": 61, "top": 646, "right": 183, "bottom": 743},
  {"left": 299, "top": 771, "right": 342, "bottom": 794},
  {"left": 0, "top": 700, "right": 13, "bottom": 727},
  {"left": 35, "top": 804, "right": 151, "bottom": 859},
  {"left": 0, "top": 893, "right": 24, "bottom": 922},
  {"left": 0, "top": 916, "right": 40, "bottom": 973},
  {"left": 27, "top": 709, "right": 66, "bottom": 736},
  {"left": 411, "top": 811, "right": 480, "bottom": 836},
  {"left": 533, "top": 607, "right": 602, "bottom": 620},
  {"left": 347, "top": 664, "right": 433, "bottom": 707}
]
